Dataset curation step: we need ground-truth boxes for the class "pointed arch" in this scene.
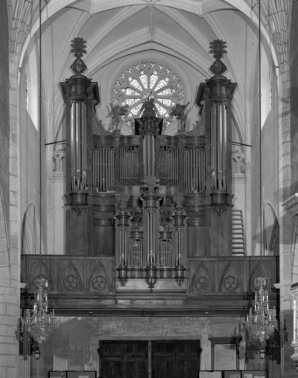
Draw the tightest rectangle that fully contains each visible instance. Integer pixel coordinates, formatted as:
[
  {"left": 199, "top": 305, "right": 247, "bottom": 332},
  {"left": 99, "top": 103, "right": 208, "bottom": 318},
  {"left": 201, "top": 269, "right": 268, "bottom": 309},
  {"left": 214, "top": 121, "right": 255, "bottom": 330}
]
[
  {"left": 0, "top": 185, "right": 10, "bottom": 281},
  {"left": 190, "top": 261, "right": 214, "bottom": 293},
  {"left": 28, "top": 259, "right": 54, "bottom": 291},
  {"left": 88, "top": 260, "right": 112, "bottom": 293},
  {"left": 249, "top": 263, "right": 271, "bottom": 292},
  {"left": 219, "top": 262, "right": 243, "bottom": 293},
  {"left": 59, "top": 261, "right": 83, "bottom": 292},
  {"left": 21, "top": 203, "right": 45, "bottom": 255}
]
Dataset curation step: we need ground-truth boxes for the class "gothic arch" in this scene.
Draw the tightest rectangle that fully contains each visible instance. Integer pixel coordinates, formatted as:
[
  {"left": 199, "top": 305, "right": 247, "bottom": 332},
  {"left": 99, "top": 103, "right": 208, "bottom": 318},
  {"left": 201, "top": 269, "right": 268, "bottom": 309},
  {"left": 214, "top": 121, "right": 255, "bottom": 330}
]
[
  {"left": 21, "top": 203, "right": 45, "bottom": 255},
  {"left": 290, "top": 218, "right": 298, "bottom": 284},
  {"left": 0, "top": 185, "right": 10, "bottom": 281}
]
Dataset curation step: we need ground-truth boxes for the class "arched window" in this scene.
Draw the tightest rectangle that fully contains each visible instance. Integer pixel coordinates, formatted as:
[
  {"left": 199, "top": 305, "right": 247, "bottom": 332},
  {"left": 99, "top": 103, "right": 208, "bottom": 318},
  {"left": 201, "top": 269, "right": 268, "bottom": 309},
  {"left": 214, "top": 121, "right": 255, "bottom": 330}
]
[{"left": 112, "top": 61, "right": 186, "bottom": 120}]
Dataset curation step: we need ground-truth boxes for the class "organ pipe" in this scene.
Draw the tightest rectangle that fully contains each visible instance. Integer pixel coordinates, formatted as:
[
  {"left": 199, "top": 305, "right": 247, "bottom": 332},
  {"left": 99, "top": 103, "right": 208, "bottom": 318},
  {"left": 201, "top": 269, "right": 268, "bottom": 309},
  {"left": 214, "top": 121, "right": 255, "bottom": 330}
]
[
  {"left": 182, "top": 147, "right": 206, "bottom": 194},
  {"left": 92, "top": 147, "right": 116, "bottom": 193},
  {"left": 143, "top": 134, "right": 156, "bottom": 178},
  {"left": 115, "top": 194, "right": 130, "bottom": 285},
  {"left": 70, "top": 102, "right": 87, "bottom": 191}
]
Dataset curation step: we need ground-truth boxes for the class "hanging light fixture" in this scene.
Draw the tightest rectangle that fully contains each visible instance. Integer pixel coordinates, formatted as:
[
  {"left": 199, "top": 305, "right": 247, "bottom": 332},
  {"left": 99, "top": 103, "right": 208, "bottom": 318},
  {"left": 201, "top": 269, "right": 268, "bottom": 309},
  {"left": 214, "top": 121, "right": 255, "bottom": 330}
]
[
  {"left": 19, "top": 0, "right": 55, "bottom": 348},
  {"left": 18, "top": 281, "right": 55, "bottom": 348},
  {"left": 23, "top": 278, "right": 55, "bottom": 344},
  {"left": 246, "top": 277, "right": 278, "bottom": 356},
  {"left": 245, "top": 0, "right": 278, "bottom": 358}
]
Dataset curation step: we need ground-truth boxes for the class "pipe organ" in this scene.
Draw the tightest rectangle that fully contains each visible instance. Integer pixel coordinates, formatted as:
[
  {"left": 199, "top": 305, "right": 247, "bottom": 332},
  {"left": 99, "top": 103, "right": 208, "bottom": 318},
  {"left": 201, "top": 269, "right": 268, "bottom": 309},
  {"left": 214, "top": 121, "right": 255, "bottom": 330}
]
[{"left": 60, "top": 38, "right": 236, "bottom": 291}]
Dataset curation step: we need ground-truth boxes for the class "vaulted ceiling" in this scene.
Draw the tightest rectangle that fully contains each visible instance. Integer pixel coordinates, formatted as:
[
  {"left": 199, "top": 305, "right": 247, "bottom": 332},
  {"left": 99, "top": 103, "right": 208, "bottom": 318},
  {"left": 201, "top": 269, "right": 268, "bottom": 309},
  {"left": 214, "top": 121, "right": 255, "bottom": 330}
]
[{"left": 14, "top": 0, "right": 288, "bottom": 143}]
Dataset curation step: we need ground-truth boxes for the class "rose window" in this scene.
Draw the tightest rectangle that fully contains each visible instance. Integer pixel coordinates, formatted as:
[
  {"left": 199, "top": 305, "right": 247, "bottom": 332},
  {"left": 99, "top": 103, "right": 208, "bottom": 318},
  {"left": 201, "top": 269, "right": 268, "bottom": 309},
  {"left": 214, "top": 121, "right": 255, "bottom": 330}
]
[{"left": 112, "top": 61, "right": 186, "bottom": 123}]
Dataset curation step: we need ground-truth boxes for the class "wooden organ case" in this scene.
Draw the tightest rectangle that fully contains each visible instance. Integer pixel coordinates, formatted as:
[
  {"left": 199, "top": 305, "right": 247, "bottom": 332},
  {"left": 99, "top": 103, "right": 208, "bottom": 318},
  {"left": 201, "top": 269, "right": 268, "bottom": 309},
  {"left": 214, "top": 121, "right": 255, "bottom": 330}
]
[{"left": 60, "top": 38, "right": 237, "bottom": 293}]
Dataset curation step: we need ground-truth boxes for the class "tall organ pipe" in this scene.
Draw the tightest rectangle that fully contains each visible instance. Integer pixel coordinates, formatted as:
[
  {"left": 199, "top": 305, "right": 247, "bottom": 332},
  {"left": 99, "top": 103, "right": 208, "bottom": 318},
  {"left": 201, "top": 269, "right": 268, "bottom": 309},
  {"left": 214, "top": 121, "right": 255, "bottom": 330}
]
[
  {"left": 143, "top": 131, "right": 156, "bottom": 178},
  {"left": 70, "top": 101, "right": 87, "bottom": 191}
]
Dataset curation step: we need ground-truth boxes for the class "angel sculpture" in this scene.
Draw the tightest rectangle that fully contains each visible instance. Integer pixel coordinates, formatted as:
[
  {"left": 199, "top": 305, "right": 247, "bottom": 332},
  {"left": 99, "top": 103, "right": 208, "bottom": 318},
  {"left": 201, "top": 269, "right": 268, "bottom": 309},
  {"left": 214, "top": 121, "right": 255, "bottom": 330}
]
[
  {"left": 107, "top": 103, "right": 129, "bottom": 133},
  {"left": 170, "top": 102, "right": 190, "bottom": 133}
]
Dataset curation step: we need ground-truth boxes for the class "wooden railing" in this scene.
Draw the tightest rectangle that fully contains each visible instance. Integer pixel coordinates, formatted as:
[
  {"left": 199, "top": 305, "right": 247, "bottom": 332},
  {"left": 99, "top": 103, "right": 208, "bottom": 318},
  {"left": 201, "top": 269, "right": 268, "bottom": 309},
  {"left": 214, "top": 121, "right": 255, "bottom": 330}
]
[
  {"left": 21, "top": 255, "right": 278, "bottom": 296},
  {"left": 21, "top": 255, "right": 278, "bottom": 316}
]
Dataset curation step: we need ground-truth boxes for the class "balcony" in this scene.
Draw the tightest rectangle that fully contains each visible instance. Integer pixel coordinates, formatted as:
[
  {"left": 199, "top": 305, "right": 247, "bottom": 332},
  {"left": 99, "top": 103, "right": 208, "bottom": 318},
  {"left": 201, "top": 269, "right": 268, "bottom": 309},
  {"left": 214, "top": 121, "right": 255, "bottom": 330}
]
[{"left": 21, "top": 254, "right": 278, "bottom": 317}]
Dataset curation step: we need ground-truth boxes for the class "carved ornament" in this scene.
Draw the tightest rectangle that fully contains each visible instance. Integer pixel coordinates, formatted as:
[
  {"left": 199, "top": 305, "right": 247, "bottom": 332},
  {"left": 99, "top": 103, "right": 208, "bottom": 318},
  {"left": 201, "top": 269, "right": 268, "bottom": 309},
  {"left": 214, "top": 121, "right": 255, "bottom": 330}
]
[
  {"left": 209, "top": 39, "right": 227, "bottom": 76},
  {"left": 70, "top": 37, "right": 87, "bottom": 75}
]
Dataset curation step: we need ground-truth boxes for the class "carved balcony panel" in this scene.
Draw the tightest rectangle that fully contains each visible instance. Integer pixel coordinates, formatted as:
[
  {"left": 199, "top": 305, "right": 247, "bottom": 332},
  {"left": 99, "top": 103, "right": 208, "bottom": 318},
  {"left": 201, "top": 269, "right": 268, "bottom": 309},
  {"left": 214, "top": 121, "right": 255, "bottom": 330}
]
[{"left": 21, "top": 255, "right": 278, "bottom": 317}]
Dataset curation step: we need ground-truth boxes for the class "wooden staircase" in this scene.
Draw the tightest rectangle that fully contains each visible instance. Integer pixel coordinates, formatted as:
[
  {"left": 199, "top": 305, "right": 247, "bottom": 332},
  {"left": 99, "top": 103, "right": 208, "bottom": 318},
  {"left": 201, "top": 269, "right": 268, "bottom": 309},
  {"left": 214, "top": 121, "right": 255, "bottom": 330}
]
[{"left": 232, "top": 209, "right": 246, "bottom": 256}]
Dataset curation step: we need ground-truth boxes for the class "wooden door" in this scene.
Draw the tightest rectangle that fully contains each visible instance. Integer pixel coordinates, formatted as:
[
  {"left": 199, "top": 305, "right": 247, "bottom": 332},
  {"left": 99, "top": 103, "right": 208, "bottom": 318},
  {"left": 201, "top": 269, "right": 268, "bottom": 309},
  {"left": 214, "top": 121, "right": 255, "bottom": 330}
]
[
  {"left": 153, "top": 341, "right": 200, "bottom": 378},
  {"left": 100, "top": 341, "right": 147, "bottom": 378},
  {"left": 153, "top": 342, "right": 175, "bottom": 378},
  {"left": 126, "top": 359, "right": 147, "bottom": 378},
  {"left": 102, "top": 359, "right": 123, "bottom": 377}
]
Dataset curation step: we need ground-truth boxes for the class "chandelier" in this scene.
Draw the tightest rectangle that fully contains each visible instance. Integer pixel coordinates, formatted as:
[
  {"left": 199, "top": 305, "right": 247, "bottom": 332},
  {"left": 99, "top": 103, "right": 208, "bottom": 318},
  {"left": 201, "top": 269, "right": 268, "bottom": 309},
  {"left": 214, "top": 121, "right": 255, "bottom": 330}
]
[
  {"left": 246, "top": 277, "right": 278, "bottom": 355},
  {"left": 23, "top": 277, "right": 55, "bottom": 344}
]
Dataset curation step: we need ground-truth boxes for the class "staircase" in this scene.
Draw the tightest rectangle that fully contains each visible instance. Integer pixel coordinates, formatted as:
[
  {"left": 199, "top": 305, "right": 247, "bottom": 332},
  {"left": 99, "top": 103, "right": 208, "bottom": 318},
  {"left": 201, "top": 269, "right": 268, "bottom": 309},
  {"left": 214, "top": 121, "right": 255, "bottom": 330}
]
[{"left": 232, "top": 209, "right": 246, "bottom": 256}]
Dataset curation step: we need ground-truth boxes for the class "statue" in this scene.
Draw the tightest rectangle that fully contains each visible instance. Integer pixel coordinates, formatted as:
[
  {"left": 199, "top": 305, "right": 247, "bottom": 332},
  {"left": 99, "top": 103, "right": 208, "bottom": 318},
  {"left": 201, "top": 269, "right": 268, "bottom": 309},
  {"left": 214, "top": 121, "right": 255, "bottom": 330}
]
[
  {"left": 170, "top": 102, "right": 189, "bottom": 120},
  {"left": 140, "top": 97, "right": 156, "bottom": 117},
  {"left": 107, "top": 103, "right": 129, "bottom": 133},
  {"left": 170, "top": 102, "right": 190, "bottom": 133}
]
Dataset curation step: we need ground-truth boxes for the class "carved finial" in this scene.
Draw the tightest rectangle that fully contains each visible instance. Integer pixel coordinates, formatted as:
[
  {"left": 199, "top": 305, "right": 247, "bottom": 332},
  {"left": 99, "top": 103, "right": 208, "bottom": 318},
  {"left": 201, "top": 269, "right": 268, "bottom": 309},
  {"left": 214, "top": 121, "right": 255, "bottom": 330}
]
[
  {"left": 209, "top": 39, "right": 228, "bottom": 76},
  {"left": 70, "top": 37, "right": 87, "bottom": 75},
  {"left": 209, "top": 39, "right": 227, "bottom": 60}
]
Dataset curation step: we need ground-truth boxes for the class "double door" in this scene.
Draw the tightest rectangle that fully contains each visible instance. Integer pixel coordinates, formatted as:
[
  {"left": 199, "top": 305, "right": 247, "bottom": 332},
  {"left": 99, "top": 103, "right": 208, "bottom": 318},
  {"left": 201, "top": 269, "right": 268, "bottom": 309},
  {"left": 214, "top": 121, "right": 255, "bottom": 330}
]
[{"left": 100, "top": 340, "right": 200, "bottom": 378}]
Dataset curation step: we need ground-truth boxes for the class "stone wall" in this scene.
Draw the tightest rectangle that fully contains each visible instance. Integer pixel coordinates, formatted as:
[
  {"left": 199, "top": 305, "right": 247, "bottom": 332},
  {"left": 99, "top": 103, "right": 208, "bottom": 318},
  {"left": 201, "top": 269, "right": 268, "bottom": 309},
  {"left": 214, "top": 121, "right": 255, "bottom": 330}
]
[
  {"left": 26, "top": 315, "right": 283, "bottom": 377},
  {"left": 0, "top": 1, "right": 20, "bottom": 378},
  {"left": 0, "top": 0, "right": 10, "bottom": 220}
]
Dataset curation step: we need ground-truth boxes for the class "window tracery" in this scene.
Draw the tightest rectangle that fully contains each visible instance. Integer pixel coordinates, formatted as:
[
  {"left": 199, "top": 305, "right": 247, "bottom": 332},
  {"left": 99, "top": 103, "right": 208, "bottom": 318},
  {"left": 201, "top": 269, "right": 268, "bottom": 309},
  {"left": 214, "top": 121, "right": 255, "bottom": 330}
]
[{"left": 112, "top": 61, "right": 186, "bottom": 132}]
